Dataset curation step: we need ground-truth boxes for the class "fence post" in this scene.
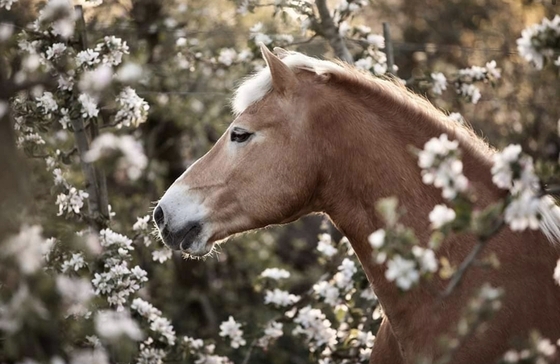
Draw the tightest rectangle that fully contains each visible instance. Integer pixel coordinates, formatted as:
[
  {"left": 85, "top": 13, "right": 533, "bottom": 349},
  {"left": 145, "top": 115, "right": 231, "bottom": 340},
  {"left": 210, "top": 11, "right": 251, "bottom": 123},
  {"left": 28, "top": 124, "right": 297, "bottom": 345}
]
[{"left": 383, "top": 22, "right": 395, "bottom": 75}]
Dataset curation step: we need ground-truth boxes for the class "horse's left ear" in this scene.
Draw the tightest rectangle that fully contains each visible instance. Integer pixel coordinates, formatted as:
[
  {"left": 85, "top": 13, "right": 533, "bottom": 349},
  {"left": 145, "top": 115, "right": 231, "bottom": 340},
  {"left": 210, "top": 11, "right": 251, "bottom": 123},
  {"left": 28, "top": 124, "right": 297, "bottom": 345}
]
[{"left": 260, "top": 44, "right": 297, "bottom": 95}]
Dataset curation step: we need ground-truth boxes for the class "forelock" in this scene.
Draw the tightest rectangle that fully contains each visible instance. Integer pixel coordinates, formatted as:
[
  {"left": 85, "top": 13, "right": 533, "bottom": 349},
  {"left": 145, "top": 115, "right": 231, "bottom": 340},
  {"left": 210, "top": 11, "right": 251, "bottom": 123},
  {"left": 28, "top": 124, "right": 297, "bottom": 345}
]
[{"left": 231, "top": 52, "right": 343, "bottom": 116}]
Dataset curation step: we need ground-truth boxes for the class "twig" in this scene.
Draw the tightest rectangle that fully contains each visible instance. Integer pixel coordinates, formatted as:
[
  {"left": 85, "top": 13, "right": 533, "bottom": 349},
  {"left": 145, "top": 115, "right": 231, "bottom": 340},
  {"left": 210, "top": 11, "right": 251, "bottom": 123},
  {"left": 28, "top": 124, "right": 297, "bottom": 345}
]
[
  {"left": 241, "top": 338, "right": 258, "bottom": 364},
  {"left": 314, "top": 0, "right": 353, "bottom": 63},
  {"left": 441, "top": 219, "right": 504, "bottom": 298},
  {"left": 441, "top": 240, "right": 487, "bottom": 298}
]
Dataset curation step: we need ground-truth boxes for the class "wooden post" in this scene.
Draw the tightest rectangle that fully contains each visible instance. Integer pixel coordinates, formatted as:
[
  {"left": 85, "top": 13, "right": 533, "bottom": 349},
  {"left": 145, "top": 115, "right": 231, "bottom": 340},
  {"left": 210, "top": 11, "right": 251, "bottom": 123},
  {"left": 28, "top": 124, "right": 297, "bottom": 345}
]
[{"left": 383, "top": 22, "right": 395, "bottom": 75}]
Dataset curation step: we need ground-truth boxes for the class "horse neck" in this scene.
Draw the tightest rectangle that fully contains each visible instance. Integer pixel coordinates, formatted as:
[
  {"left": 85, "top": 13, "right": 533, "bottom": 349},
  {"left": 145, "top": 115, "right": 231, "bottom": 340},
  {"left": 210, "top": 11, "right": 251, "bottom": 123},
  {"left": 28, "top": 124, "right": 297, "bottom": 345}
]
[{"left": 312, "top": 83, "right": 504, "bottom": 308}]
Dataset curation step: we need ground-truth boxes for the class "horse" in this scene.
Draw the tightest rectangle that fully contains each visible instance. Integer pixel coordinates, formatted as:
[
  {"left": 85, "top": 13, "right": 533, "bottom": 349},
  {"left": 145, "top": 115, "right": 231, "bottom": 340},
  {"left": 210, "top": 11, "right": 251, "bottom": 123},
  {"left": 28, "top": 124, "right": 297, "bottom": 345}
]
[{"left": 153, "top": 45, "right": 560, "bottom": 363}]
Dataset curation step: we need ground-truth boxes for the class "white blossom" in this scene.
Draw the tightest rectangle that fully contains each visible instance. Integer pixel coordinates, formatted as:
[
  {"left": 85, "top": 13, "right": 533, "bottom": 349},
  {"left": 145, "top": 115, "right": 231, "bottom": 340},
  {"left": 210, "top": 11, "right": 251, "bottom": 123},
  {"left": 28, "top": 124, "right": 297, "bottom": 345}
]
[
  {"left": 313, "top": 281, "right": 340, "bottom": 306},
  {"left": 431, "top": 72, "right": 447, "bottom": 95},
  {"left": 95, "top": 36, "right": 129, "bottom": 66},
  {"left": 218, "top": 48, "right": 237, "bottom": 66},
  {"left": 114, "top": 87, "right": 149, "bottom": 128},
  {"left": 99, "top": 228, "right": 134, "bottom": 252},
  {"left": 78, "top": 65, "right": 113, "bottom": 94},
  {"left": 355, "top": 56, "right": 373, "bottom": 71},
  {"left": 150, "top": 316, "right": 176, "bottom": 345},
  {"left": 385, "top": 255, "right": 420, "bottom": 290},
  {"left": 458, "top": 65, "right": 486, "bottom": 81},
  {"left": 264, "top": 288, "right": 300, "bottom": 307},
  {"left": 38, "top": 0, "right": 76, "bottom": 39},
  {"left": 316, "top": 233, "right": 337, "bottom": 257},
  {"left": 0, "top": 0, "right": 17, "bottom": 10},
  {"left": 85, "top": 133, "right": 148, "bottom": 180},
  {"left": 491, "top": 144, "right": 522, "bottom": 189},
  {"left": 366, "top": 34, "right": 385, "bottom": 48},
  {"left": 292, "top": 306, "right": 337, "bottom": 350},
  {"left": 58, "top": 75, "right": 74, "bottom": 91},
  {"left": 46, "top": 43, "right": 67, "bottom": 60},
  {"left": 56, "top": 275, "right": 93, "bottom": 316},
  {"left": 184, "top": 336, "right": 205, "bottom": 351},
  {"left": 78, "top": 93, "right": 99, "bottom": 118},
  {"left": 411, "top": 246, "right": 438, "bottom": 273},
  {"left": 76, "top": 49, "right": 100, "bottom": 68},
  {"left": 56, "top": 187, "right": 88, "bottom": 216},
  {"left": 95, "top": 309, "right": 143, "bottom": 341},
  {"left": 69, "top": 348, "right": 109, "bottom": 364},
  {"left": 36, "top": 91, "right": 58, "bottom": 117},
  {"left": 418, "top": 134, "right": 469, "bottom": 199},
  {"left": 517, "top": 15, "right": 560, "bottom": 70},
  {"left": 137, "top": 342, "right": 166, "bottom": 364},
  {"left": 133, "top": 215, "right": 151, "bottom": 231},
  {"left": 485, "top": 60, "right": 501, "bottom": 79},
  {"left": 52, "top": 168, "right": 67, "bottom": 186},
  {"left": 3, "top": 225, "right": 48, "bottom": 274},
  {"left": 448, "top": 112, "right": 465, "bottom": 124},
  {"left": 219, "top": 316, "right": 246, "bottom": 349},
  {"left": 61, "top": 253, "right": 86, "bottom": 272},
  {"left": 131, "top": 298, "right": 162, "bottom": 321},
  {"left": 260, "top": 267, "right": 290, "bottom": 280},
  {"left": 504, "top": 189, "right": 541, "bottom": 231},
  {"left": 491, "top": 144, "right": 544, "bottom": 232},
  {"left": 368, "top": 229, "right": 386, "bottom": 248},
  {"left": 250, "top": 23, "right": 272, "bottom": 45},
  {"left": 554, "top": 260, "right": 560, "bottom": 286},
  {"left": 0, "top": 23, "right": 13, "bottom": 41},
  {"left": 458, "top": 83, "right": 481, "bottom": 104},
  {"left": 429, "top": 204, "right": 456, "bottom": 229},
  {"left": 333, "top": 258, "right": 357, "bottom": 290},
  {"left": 152, "top": 249, "right": 172, "bottom": 263},
  {"left": 116, "top": 62, "right": 143, "bottom": 83},
  {"left": 257, "top": 321, "right": 283, "bottom": 348}
]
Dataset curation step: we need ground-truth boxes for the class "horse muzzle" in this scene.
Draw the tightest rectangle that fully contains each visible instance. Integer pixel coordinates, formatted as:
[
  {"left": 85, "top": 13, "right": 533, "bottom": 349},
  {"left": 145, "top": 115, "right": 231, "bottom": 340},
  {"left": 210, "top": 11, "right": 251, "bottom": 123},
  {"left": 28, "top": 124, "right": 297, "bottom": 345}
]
[{"left": 153, "top": 204, "right": 208, "bottom": 254}]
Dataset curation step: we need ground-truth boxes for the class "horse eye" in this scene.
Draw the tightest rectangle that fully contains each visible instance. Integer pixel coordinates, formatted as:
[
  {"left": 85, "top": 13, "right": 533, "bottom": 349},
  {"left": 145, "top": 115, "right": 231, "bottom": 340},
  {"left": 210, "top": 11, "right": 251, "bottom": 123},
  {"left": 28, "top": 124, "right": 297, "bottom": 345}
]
[{"left": 230, "top": 129, "right": 252, "bottom": 143}]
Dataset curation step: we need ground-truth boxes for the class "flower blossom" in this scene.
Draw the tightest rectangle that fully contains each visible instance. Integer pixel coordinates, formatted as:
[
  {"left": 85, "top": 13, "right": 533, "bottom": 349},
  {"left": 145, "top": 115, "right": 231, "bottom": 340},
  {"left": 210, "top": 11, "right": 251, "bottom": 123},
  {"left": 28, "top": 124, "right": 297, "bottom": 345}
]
[
  {"left": 114, "top": 87, "right": 150, "bottom": 128},
  {"left": 292, "top": 306, "right": 337, "bottom": 351},
  {"left": 491, "top": 144, "right": 545, "bottom": 232},
  {"left": 257, "top": 321, "right": 283, "bottom": 348},
  {"left": 56, "top": 187, "right": 88, "bottom": 216},
  {"left": 385, "top": 255, "right": 419, "bottom": 290},
  {"left": 219, "top": 316, "right": 246, "bottom": 349},
  {"left": 260, "top": 267, "right": 290, "bottom": 280},
  {"left": 264, "top": 288, "right": 300, "bottom": 307},
  {"left": 431, "top": 72, "right": 447, "bottom": 95},
  {"left": 316, "top": 233, "right": 337, "bottom": 257},
  {"left": 429, "top": 204, "right": 456, "bottom": 229},
  {"left": 95, "top": 309, "right": 143, "bottom": 341},
  {"left": 517, "top": 15, "right": 560, "bottom": 70},
  {"left": 418, "top": 133, "right": 469, "bottom": 199},
  {"left": 78, "top": 93, "right": 99, "bottom": 118},
  {"left": 0, "top": 0, "right": 17, "bottom": 10}
]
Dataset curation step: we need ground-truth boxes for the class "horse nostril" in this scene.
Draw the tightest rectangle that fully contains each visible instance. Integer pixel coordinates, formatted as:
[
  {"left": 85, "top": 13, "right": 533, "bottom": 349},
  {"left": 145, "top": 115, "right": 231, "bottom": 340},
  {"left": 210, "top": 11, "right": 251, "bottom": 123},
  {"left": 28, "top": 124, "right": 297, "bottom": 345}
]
[{"left": 154, "top": 205, "right": 165, "bottom": 227}]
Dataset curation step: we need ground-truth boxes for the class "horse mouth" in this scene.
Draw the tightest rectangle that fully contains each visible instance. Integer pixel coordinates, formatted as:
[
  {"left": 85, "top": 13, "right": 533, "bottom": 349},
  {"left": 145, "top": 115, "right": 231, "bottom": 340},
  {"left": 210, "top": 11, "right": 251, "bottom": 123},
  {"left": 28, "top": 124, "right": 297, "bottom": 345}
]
[{"left": 178, "top": 222, "right": 203, "bottom": 250}]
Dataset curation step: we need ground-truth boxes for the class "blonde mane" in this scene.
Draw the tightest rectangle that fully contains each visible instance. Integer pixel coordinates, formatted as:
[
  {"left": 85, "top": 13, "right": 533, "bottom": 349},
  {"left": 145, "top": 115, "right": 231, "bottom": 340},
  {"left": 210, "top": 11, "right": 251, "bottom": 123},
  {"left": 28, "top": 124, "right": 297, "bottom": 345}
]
[{"left": 231, "top": 51, "right": 560, "bottom": 244}]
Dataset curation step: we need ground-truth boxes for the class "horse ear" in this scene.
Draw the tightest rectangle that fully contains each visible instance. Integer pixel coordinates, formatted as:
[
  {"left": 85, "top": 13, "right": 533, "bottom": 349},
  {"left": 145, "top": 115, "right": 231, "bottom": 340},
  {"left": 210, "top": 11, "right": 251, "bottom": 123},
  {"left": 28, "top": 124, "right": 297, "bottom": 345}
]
[
  {"left": 260, "top": 44, "right": 297, "bottom": 95},
  {"left": 273, "top": 47, "right": 290, "bottom": 59}
]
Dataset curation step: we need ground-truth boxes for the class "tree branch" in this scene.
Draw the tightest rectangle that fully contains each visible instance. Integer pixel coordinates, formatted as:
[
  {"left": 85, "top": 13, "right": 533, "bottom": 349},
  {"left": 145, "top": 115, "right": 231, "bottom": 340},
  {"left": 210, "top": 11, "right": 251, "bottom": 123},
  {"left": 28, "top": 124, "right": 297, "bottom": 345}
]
[
  {"left": 441, "top": 219, "right": 504, "bottom": 298},
  {"left": 314, "top": 0, "right": 353, "bottom": 63},
  {"left": 71, "top": 5, "right": 109, "bottom": 230}
]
